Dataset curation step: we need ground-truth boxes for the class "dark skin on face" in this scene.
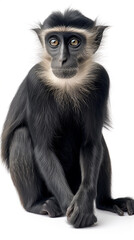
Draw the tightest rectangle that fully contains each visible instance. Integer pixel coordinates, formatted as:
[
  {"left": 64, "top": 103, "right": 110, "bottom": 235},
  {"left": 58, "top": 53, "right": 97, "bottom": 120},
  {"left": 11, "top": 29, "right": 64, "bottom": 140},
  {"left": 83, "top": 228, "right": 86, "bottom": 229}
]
[{"left": 45, "top": 32, "right": 86, "bottom": 78}]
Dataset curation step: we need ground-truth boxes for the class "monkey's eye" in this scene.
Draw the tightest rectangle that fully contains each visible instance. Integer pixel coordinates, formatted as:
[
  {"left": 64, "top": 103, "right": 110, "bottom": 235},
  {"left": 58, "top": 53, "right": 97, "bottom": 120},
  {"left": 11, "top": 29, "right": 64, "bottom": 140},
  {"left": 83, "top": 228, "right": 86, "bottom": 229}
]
[
  {"left": 69, "top": 38, "right": 80, "bottom": 47},
  {"left": 49, "top": 38, "right": 59, "bottom": 47}
]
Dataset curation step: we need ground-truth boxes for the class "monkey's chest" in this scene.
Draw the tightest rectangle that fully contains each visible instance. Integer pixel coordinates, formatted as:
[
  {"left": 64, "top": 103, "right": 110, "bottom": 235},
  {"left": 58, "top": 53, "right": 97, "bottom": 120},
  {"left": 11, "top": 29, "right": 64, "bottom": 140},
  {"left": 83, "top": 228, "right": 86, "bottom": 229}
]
[{"left": 53, "top": 117, "right": 82, "bottom": 171}]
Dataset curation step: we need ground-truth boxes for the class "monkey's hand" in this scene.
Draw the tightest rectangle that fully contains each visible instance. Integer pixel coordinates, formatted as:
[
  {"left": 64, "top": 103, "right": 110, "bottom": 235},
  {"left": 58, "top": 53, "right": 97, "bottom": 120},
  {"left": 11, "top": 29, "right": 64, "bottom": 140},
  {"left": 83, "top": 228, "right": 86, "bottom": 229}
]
[{"left": 66, "top": 188, "right": 97, "bottom": 228}]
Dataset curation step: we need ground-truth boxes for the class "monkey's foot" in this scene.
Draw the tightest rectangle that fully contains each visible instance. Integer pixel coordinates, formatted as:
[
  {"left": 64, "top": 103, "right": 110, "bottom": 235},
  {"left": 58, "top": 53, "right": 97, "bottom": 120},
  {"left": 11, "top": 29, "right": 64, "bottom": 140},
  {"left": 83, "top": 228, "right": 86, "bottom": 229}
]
[
  {"left": 26, "top": 197, "right": 63, "bottom": 217},
  {"left": 40, "top": 197, "right": 63, "bottom": 217},
  {"left": 96, "top": 197, "right": 134, "bottom": 216}
]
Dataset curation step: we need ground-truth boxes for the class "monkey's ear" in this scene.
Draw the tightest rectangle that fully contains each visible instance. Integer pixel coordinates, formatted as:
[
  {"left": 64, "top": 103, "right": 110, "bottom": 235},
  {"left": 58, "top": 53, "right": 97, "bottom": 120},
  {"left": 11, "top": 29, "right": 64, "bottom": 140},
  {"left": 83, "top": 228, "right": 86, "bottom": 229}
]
[
  {"left": 32, "top": 25, "right": 44, "bottom": 46},
  {"left": 92, "top": 25, "right": 108, "bottom": 53}
]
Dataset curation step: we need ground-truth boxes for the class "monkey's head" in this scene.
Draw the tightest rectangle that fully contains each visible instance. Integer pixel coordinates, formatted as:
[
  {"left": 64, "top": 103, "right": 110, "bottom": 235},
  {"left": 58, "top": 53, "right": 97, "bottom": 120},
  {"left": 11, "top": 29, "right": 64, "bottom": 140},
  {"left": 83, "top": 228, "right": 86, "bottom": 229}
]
[{"left": 34, "top": 10, "right": 107, "bottom": 87}]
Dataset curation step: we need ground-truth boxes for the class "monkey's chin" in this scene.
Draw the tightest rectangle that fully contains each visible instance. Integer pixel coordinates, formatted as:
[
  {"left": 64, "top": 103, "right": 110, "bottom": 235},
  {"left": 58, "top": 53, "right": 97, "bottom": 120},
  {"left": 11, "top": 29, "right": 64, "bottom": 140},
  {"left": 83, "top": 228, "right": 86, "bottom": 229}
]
[{"left": 52, "top": 68, "right": 77, "bottom": 79}]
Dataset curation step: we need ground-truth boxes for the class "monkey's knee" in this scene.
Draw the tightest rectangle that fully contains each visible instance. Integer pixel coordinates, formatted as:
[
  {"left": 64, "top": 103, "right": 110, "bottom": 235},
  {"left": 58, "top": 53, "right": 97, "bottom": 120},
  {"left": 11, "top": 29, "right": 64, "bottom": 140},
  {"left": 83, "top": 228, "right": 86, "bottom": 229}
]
[
  {"left": 9, "top": 127, "right": 33, "bottom": 178},
  {"left": 10, "top": 126, "right": 31, "bottom": 153}
]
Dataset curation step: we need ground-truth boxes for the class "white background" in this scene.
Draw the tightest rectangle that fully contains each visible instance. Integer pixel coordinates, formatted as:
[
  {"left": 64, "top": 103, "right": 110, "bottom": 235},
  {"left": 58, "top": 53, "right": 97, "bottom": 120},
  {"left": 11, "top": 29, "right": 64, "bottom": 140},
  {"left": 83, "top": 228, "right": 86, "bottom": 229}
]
[{"left": 0, "top": 0, "right": 134, "bottom": 239}]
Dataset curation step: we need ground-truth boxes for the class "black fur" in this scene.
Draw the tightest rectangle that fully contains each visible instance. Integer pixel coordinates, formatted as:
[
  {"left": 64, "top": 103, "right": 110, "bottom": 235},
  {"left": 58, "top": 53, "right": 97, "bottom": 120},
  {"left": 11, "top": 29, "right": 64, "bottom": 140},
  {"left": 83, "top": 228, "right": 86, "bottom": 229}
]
[
  {"left": 42, "top": 9, "right": 95, "bottom": 30},
  {"left": 1, "top": 10, "right": 134, "bottom": 228}
]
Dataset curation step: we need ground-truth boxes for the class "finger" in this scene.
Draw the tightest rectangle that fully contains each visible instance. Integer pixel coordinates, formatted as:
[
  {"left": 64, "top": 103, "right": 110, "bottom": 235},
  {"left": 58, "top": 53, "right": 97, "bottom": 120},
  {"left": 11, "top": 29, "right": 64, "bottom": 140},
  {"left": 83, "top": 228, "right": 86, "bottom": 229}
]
[
  {"left": 68, "top": 206, "right": 79, "bottom": 224},
  {"left": 80, "top": 214, "right": 97, "bottom": 228},
  {"left": 42, "top": 203, "right": 54, "bottom": 217},
  {"left": 93, "top": 215, "right": 97, "bottom": 223},
  {"left": 113, "top": 205, "right": 124, "bottom": 216},
  {"left": 74, "top": 215, "right": 83, "bottom": 228},
  {"left": 127, "top": 200, "right": 134, "bottom": 215},
  {"left": 66, "top": 204, "right": 74, "bottom": 217}
]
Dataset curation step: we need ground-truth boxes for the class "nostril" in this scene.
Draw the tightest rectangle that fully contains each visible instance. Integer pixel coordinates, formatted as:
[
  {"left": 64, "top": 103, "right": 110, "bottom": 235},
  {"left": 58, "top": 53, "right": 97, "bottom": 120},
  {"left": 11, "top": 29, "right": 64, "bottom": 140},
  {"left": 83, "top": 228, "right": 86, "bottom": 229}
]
[
  {"left": 59, "top": 57, "right": 67, "bottom": 66},
  {"left": 62, "top": 58, "right": 67, "bottom": 65}
]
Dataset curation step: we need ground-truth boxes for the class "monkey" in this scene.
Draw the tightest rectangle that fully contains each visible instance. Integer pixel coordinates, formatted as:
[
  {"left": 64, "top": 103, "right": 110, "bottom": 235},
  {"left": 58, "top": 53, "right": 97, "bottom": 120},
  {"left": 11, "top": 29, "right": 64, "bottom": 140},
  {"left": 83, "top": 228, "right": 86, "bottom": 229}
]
[{"left": 1, "top": 9, "right": 134, "bottom": 228}]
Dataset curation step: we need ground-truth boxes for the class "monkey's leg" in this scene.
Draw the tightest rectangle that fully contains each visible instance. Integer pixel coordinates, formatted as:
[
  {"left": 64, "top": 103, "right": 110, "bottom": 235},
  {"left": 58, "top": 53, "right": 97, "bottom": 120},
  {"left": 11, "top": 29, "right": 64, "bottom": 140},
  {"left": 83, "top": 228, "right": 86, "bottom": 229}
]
[
  {"left": 9, "top": 127, "right": 62, "bottom": 217},
  {"left": 96, "top": 136, "right": 134, "bottom": 216}
]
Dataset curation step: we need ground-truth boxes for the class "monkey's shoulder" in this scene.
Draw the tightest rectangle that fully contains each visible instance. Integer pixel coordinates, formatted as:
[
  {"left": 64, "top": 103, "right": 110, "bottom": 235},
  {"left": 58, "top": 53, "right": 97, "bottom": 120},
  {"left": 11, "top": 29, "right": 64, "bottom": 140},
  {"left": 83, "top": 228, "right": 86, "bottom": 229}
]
[
  {"left": 93, "top": 63, "right": 109, "bottom": 82},
  {"left": 92, "top": 63, "right": 110, "bottom": 91},
  {"left": 27, "top": 63, "right": 50, "bottom": 90},
  {"left": 27, "top": 63, "right": 41, "bottom": 82}
]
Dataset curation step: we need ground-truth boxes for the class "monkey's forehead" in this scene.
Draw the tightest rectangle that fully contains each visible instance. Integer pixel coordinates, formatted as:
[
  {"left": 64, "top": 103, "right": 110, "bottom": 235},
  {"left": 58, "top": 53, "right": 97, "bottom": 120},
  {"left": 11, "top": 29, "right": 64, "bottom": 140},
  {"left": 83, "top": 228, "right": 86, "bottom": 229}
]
[{"left": 39, "top": 26, "right": 94, "bottom": 39}]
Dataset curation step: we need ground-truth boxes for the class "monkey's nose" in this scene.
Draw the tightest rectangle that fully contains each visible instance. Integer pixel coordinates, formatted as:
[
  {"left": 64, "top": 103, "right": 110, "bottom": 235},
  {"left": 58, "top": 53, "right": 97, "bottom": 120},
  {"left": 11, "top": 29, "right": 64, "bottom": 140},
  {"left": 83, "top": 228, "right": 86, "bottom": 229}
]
[
  {"left": 59, "top": 57, "right": 67, "bottom": 66},
  {"left": 59, "top": 43, "right": 68, "bottom": 66}
]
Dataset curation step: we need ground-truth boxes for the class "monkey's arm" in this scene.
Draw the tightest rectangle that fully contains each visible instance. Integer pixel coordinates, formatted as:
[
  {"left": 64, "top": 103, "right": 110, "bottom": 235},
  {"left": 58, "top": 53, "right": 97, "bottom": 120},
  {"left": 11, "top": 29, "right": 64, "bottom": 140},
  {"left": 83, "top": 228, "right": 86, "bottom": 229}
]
[
  {"left": 78, "top": 141, "right": 102, "bottom": 206},
  {"left": 78, "top": 66, "right": 109, "bottom": 198},
  {"left": 67, "top": 65, "right": 110, "bottom": 227}
]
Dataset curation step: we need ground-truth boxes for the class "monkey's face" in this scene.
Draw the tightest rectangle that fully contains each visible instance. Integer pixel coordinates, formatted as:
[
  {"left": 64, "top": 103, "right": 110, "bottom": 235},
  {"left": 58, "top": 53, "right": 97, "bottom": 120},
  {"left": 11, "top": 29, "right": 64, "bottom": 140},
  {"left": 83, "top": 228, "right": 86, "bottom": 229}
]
[{"left": 45, "top": 32, "right": 87, "bottom": 78}]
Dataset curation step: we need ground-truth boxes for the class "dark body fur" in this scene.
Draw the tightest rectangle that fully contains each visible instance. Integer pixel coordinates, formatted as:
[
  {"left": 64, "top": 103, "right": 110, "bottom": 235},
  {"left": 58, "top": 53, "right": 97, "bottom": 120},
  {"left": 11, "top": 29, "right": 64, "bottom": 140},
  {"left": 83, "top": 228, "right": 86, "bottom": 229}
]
[
  {"left": 1, "top": 10, "right": 134, "bottom": 228},
  {"left": 2, "top": 63, "right": 109, "bottom": 197}
]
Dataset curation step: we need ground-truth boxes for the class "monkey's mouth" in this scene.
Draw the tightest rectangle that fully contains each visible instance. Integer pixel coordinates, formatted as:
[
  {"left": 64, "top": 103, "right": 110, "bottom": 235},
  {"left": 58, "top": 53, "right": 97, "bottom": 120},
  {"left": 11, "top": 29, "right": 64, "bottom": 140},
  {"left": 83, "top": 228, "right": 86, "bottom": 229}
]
[{"left": 52, "top": 68, "right": 78, "bottom": 78}]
